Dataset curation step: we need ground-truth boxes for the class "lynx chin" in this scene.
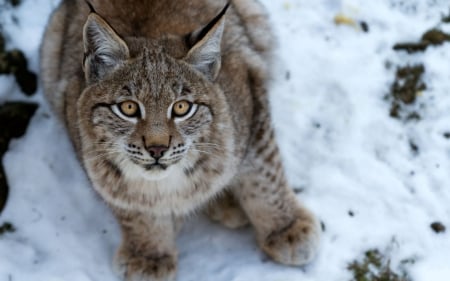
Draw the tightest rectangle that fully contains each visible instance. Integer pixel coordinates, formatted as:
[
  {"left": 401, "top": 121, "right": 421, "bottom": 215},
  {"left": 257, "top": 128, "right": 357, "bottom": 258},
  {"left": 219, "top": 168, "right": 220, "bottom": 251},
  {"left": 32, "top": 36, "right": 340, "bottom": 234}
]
[{"left": 41, "top": 0, "right": 320, "bottom": 280}]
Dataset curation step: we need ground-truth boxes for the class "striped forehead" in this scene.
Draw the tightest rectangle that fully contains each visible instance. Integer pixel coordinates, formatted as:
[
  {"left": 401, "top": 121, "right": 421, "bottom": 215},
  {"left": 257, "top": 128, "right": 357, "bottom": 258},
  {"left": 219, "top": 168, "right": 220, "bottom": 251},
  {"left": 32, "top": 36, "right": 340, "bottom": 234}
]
[{"left": 131, "top": 50, "right": 180, "bottom": 102}]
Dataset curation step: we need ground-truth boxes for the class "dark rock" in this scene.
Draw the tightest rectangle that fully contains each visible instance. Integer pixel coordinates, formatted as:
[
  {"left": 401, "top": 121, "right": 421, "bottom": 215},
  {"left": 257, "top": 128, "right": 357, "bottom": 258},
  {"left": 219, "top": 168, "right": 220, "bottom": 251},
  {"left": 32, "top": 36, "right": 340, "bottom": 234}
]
[
  {"left": 0, "top": 102, "right": 38, "bottom": 153},
  {"left": 0, "top": 49, "right": 37, "bottom": 96},
  {"left": 0, "top": 102, "right": 38, "bottom": 214},
  {"left": 421, "top": 29, "right": 450, "bottom": 45},
  {"left": 393, "top": 42, "right": 428, "bottom": 53},
  {"left": 430, "top": 222, "right": 446, "bottom": 233},
  {"left": 360, "top": 21, "right": 369, "bottom": 33},
  {"left": 0, "top": 33, "right": 4, "bottom": 52},
  {"left": 0, "top": 222, "right": 16, "bottom": 236},
  {"left": 8, "top": 0, "right": 21, "bottom": 7},
  {"left": 14, "top": 68, "right": 37, "bottom": 96}
]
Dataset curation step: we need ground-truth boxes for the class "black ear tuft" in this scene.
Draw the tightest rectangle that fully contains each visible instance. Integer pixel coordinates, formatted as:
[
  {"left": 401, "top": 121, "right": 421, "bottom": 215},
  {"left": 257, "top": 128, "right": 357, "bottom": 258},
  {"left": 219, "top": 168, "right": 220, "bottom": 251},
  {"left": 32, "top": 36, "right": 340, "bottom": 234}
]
[
  {"left": 184, "top": 3, "right": 230, "bottom": 80},
  {"left": 85, "top": 0, "right": 96, "bottom": 13},
  {"left": 186, "top": 3, "right": 230, "bottom": 48}
]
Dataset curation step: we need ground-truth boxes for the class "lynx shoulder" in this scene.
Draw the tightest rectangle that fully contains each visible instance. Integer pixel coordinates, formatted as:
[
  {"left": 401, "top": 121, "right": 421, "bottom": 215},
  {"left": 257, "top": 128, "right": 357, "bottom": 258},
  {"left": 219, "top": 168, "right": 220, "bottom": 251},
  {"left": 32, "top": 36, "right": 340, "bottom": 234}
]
[{"left": 41, "top": 1, "right": 320, "bottom": 280}]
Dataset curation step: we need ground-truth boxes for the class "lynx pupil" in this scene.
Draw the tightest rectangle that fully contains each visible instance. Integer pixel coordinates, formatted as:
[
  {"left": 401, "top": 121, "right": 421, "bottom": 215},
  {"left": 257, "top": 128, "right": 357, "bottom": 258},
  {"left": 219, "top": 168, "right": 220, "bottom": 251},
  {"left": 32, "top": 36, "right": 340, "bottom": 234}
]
[
  {"left": 120, "top": 101, "right": 139, "bottom": 117},
  {"left": 173, "top": 100, "right": 191, "bottom": 117}
]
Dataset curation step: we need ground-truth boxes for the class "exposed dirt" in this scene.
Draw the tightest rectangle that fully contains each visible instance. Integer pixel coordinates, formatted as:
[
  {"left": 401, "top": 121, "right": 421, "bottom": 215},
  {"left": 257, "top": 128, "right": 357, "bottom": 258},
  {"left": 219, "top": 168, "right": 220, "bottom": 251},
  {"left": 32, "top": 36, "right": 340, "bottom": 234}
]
[
  {"left": 388, "top": 15, "right": 450, "bottom": 121},
  {"left": 388, "top": 64, "right": 426, "bottom": 121},
  {"left": 0, "top": 1, "right": 38, "bottom": 214},
  {"left": 348, "top": 249, "right": 412, "bottom": 281},
  {"left": 0, "top": 46, "right": 37, "bottom": 96},
  {"left": 0, "top": 221, "right": 15, "bottom": 236},
  {"left": 0, "top": 102, "right": 38, "bottom": 214},
  {"left": 389, "top": 15, "right": 450, "bottom": 120},
  {"left": 393, "top": 28, "right": 450, "bottom": 53}
]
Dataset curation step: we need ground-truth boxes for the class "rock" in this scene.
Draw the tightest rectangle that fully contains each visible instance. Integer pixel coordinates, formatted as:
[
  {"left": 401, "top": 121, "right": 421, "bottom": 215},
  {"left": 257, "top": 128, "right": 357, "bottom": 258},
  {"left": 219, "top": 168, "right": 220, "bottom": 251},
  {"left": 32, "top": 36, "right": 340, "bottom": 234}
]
[
  {"left": 360, "top": 21, "right": 369, "bottom": 33},
  {"left": 0, "top": 33, "right": 4, "bottom": 52},
  {"left": 393, "top": 42, "right": 428, "bottom": 53},
  {"left": 0, "top": 102, "right": 38, "bottom": 214},
  {"left": 393, "top": 29, "right": 450, "bottom": 53},
  {"left": 0, "top": 49, "right": 37, "bottom": 96},
  {"left": 0, "top": 222, "right": 16, "bottom": 236},
  {"left": 430, "top": 222, "right": 446, "bottom": 233},
  {"left": 421, "top": 29, "right": 450, "bottom": 45}
]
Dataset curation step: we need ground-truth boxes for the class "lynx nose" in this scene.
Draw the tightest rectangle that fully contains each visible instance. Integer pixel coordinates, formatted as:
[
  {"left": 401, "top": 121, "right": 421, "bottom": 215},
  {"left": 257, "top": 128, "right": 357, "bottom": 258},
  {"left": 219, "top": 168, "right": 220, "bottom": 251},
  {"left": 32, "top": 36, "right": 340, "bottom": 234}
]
[{"left": 146, "top": 146, "right": 168, "bottom": 160}]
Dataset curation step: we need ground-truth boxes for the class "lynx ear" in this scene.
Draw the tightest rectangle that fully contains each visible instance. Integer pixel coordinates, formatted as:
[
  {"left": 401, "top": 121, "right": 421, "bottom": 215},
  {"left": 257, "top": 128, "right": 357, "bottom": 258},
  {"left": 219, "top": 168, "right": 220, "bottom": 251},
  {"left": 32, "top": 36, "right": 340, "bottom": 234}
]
[
  {"left": 184, "top": 4, "right": 229, "bottom": 81},
  {"left": 83, "top": 13, "right": 129, "bottom": 84}
]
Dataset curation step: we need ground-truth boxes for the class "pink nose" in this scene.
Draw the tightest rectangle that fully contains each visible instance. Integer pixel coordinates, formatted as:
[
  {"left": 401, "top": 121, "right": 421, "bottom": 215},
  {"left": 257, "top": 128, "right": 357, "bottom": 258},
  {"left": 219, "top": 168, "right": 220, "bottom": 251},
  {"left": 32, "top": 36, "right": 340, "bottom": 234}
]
[{"left": 146, "top": 146, "right": 168, "bottom": 159}]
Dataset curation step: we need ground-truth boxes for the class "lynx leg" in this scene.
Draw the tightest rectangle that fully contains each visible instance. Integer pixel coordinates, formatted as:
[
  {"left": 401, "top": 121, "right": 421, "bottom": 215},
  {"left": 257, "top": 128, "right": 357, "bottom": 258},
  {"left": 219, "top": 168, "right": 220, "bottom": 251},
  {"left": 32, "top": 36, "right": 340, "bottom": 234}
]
[
  {"left": 234, "top": 128, "right": 320, "bottom": 266},
  {"left": 205, "top": 189, "right": 249, "bottom": 229},
  {"left": 113, "top": 209, "right": 177, "bottom": 281}
]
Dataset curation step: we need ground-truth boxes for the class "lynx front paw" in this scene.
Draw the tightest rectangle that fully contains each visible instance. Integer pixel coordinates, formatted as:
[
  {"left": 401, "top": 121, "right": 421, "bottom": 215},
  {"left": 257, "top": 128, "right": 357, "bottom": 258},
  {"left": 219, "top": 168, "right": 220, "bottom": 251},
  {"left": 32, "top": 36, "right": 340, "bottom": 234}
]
[
  {"left": 206, "top": 203, "right": 249, "bottom": 229},
  {"left": 260, "top": 214, "right": 320, "bottom": 266},
  {"left": 206, "top": 191, "right": 249, "bottom": 229},
  {"left": 114, "top": 246, "right": 177, "bottom": 281}
]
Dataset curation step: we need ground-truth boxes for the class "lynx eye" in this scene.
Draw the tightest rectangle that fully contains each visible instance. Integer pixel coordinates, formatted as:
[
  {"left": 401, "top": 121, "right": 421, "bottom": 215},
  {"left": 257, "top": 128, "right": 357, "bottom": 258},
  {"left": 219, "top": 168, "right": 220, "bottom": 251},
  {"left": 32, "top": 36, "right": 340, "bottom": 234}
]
[
  {"left": 172, "top": 100, "right": 192, "bottom": 117},
  {"left": 119, "top": 101, "right": 140, "bottom": 117}
]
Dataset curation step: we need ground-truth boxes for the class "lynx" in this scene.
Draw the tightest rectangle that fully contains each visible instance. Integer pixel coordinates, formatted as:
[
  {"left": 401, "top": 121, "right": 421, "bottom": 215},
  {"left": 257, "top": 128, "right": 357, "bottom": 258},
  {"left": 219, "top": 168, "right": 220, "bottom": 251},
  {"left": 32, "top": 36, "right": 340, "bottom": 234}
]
[{"left": 40, "top": 0, "right": 320, "bottom": 280}]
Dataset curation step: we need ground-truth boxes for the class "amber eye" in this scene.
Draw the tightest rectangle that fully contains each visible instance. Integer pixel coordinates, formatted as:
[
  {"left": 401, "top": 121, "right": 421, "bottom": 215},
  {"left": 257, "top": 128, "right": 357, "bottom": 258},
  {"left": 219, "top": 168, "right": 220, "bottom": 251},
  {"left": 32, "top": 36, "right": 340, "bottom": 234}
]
[
  {"left": 119, "top": 101, "right": 140, "bottom": 117},
  {"left": 172, "top": 100, "right": 192, "bottom": 117}
]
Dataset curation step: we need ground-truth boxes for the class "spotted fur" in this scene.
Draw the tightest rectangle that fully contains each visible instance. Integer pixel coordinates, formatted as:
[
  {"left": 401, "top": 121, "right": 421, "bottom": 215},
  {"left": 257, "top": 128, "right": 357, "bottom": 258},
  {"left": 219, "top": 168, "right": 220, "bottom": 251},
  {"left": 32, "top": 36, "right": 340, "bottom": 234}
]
[{"left": 41, "top": 0, "right": 320, "bottom": 280}]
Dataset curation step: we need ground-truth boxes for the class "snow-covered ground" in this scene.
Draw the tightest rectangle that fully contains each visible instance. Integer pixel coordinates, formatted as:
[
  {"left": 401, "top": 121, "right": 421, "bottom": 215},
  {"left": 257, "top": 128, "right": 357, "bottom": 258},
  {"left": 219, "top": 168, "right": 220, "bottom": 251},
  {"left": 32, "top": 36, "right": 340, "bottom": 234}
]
[{"left": 1, "top": 0, "right": 450, "bottom": 280}]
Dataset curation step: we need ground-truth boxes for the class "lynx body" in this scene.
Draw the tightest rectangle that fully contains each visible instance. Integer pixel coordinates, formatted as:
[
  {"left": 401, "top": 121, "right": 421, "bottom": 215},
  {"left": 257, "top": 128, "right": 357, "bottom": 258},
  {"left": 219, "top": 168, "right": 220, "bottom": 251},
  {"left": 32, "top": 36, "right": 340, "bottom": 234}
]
[{"left": 41, "top": 1, "right": 320, "bottom": 280}]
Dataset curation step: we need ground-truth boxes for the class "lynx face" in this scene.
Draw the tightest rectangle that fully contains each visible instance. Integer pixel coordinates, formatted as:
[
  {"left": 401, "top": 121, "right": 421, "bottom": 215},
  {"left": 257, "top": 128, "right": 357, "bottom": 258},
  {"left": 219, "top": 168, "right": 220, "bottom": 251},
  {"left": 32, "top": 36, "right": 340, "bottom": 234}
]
[
  {"left": 84, "top": 51, "right": 217, "bottom": 180},
  {"left": 78, "top": 12, "right": 226, "bottom": 181}
]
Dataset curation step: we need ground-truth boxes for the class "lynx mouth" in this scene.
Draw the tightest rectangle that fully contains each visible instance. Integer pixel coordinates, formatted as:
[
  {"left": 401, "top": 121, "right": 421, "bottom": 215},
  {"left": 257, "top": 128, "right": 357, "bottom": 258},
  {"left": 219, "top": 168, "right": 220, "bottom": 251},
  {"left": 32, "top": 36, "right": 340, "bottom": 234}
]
[{"left": 144, "top": 163, "right": 168, "bottom": 171}]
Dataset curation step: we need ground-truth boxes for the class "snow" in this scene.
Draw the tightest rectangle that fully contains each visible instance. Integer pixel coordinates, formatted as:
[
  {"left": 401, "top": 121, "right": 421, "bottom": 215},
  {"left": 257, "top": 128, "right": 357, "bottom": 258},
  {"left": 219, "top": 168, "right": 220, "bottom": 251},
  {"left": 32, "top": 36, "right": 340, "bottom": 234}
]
[{"left": 1, "top": 0, "right": 450, "bottom": 280}]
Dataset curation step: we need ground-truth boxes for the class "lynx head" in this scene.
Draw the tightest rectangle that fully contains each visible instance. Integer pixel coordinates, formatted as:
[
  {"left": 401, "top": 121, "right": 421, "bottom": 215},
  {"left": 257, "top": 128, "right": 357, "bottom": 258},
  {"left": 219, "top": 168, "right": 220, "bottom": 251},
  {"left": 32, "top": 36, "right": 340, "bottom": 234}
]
[{"left": 78, "top": 5, "right": 233, "bottom": 181}]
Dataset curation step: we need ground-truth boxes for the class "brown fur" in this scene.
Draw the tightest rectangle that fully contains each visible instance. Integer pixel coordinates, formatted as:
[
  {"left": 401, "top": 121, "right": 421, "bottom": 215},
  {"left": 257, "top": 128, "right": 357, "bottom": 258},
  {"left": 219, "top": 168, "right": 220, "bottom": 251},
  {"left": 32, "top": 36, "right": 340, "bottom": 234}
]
[{"left": 40, "top": 1, "right": 320, "bottom": 280}]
